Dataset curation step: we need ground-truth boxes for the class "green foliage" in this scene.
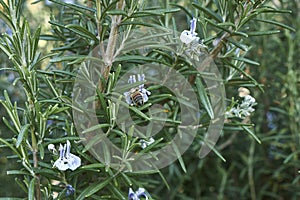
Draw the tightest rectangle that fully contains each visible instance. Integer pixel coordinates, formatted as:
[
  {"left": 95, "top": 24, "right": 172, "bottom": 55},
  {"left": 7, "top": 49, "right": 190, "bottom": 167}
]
[{"left": 0, "top": 0, "right": 298, "bottom": 199}]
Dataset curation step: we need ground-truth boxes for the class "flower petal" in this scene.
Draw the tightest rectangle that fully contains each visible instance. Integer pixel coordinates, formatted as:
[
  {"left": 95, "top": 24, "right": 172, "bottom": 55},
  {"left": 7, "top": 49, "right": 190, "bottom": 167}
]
[
  {"left": 136, "top": 188, "right": 148, "bottom": 200},
  {"left": 65, "top": 185, "right": 75, "bottom": 196},
  {"left": 128, "top": 188, "right": 138, "bottom": 200},
  {"left": 67, "top": 153, "right": 81, "bottom": 171},
  {"left": 190, "top": 18, "right": 197, "bottom": 36},
  {"left": 65, "top": 140, "right": 71, "bottom": 159},
  {"left": 58, "top": 144, "right": 64, "bottom": 159},
  {"left": 180, "top": 30, "right": 199, "bottom": 44},
  {"left": 53, "top": 158, "right": 69, "bottom": 171},
  {"left": 48, "top": 144, "right": 56, "bottom": 153}
]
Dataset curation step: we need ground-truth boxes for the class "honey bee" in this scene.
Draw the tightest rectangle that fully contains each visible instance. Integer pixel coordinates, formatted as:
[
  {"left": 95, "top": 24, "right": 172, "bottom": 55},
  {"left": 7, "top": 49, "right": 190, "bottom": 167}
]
[
  {"left": 124, "top": 74, "right": 151, "bottom": 106},
  {"left": 128, "top": 88, "right": 145, "bottom": 106}
]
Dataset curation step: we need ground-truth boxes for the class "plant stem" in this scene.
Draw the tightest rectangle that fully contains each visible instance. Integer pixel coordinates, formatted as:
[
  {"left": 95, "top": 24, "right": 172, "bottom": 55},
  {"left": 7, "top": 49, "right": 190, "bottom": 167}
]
[
  {"left": 31, "top": 131, "right": 41, "bottom": 200},
  {"left": 98, "top": 0, "right": 125, "bottom": 92},
  {"left": 248, "top": 140, "right": 256, "bottom": 200}
]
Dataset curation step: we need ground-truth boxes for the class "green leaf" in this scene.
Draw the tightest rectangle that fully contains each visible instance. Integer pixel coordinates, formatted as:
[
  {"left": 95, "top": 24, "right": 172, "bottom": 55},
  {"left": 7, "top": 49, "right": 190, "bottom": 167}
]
[
  {"left": 129, "top": 106, "right": 151, "bottom": 121},
  {"left": 2, "top": 91, "right": 21, "bottom": 131},
  {"left": 254, "top": 19, "right": 295, "bottom": 32},
  {"left": 131, "top": 8, "right": 180, "bottom": 17},
  {"left": 232, "top": 31, "right": 248, "bottom": 37},
  {"left": 217, "top": 22, "right": 235, "bottom": 27},
  {"left": 226, "top": 38, "right": 248, "bottom": 51},
  {"left": 196, "top": 77, "right": 214, "bottom": 119},
  {"left": 193, "top": 3, "right": 223, "bottom": 23},
  {"left": 31, "top": 27, "right": 41, "bottom": 61},
  {"left": 7, "top": 170, "right": 30, "bottom": 175},
  {"left": 0, "top": 137, "right": 21, "bottom": 158},
  {"left": 114, "top": 55, "right": 162, "bottom": 63},
  {"left": 109, "top": 183, "right": 126, "bottom": 199},
  {"left": 129, "top": 169, "right": 160, "bottom": 175},
  {"left": 256, "top": 6, "right": 292, "bottom": 14},
  {"left": 170, "top": 4, "right": 193, "bottom": 18},
  {"left": 16, "top": 124, "right": 30, "bottom": 148},
  {"left": 28, "top": 178, "right": 35, "bottom": 200},
  {"left": 283, "top": 151, "right": 298, "bottom": 164},
  {"left": 242, "top": 126, "right": 261, "bottom": 144},
  {"left": 172, "top": 132, "right": 186, "bottom": 173},
  {"left": 222, "top": 59, "right": 263, "bottom": 92},
  {"left": 65, "top": 24, "right": 98, "bottom": 41},
  {"left": 201, "top": 134, "right": 226, "bottom": 162},
  {"left": 247, "top": 30, "right": 281, "bottom": 36},
  {"left": 230, "top": 57, "right": 260, "bottom": 66},
  {"left": 82, "top": 124, "right": 111, "bottom": 134},
  {"left": 205, "top": 18, "right": 231, "bottom": 33},
  {"left": 39, "top": 143, "right": 45, "bottom": 160},
  {"left": 50, "top": 0, "right": 94, "bottom": 18},
  {"left": 80, "top": 163, "right": 105, "bottom": 170},
  {"left": 2, "top": 117, "right": 18, "bottom": 135},
  {"left": 238, "top": 12, "right": 258, "bottom": 28},
  {"left": 96, "top": 88, "right": 109, "bottom": 119},
  {"left": 44, "top": 136, "right": 80, "bottom": 145},
  {"left": 50, "top": 55, "right": 87, "bottom": 63},
  {"left": 39, "top": 34, "right": 61, "bottom": 41},
  {"left": 77, "top": 176, "right": 114, "bottom": 200}
]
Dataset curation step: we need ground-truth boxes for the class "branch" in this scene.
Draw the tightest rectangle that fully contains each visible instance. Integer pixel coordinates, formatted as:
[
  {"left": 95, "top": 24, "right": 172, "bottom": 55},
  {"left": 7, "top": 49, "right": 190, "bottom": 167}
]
[
  {"left": 209, "top": 32, "right": 229, "bottom": 59},
  {"left": 98, "top": 0, "right": 125, "bottom": 92}
]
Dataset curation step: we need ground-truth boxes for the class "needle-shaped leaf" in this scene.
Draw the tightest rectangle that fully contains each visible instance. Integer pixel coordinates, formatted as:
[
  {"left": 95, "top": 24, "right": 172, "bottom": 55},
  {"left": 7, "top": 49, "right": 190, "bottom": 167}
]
[
  {"left": 16, "top": 124, "right": 30, "bottom": 148},
  {"left": 196, "top": 77, "right": 214, "bottom": 119},
  {"left": 247, "top": 30, "right": 281, "bottom": 36},
  {"left": 242, "top": 126, "right": 261, "bottom": 144},
  {"left": 193, "top": 3, "right": 223, "bottom": 23},
  {"left": 254, "top": 19, "right": 295, "bottom": 32},
  {"left": 28, "top": 178, "right": 35, "bottom": 200},
  {"left": 65, "top": 24, "right": 98, "bottom": 41},
  {"left": 77, "top": 176, "right": 114, "bottom": 200},
  {"left": 230, "top": 57, "right": 260, "bottom": 66}
]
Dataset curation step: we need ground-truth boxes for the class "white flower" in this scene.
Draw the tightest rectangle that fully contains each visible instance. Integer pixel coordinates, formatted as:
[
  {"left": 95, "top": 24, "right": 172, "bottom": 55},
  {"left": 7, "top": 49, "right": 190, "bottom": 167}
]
[
  {"left": 180, "top": 18, "right": 200, "bottom": 44},
  {"left": 53, "top": 140, "right": 81, "bottom": 171},
  {"left": 226, "top": 92, "right": 257, "bottom": 119},
  {"left": 48, "top": 143, "right": 57, "bottom": 154}
]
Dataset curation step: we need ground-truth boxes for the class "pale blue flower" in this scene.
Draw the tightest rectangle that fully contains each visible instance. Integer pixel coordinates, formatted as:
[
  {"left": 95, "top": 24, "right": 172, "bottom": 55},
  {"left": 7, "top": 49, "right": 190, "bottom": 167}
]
[
  {"left": 266, "top": 111, "right": 277, "bottom": 130},
  {"left": 53, "top": 140, "right": 81, "bottom": 171},
  {"left": 128, "top": 188, "right": 148, "bottom": 200},
  {"left": 190, "top": 18, "right": 197, "bottom": 36},
  {"left": 65, "top": 184, "right": 75, "bottom": 196}
]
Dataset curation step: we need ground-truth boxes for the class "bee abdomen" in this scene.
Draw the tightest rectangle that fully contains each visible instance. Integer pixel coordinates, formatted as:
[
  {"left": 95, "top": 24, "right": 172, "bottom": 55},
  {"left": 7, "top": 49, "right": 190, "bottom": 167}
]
[{"left": 131, "top": 92, "right": 144, "bottom": 106}]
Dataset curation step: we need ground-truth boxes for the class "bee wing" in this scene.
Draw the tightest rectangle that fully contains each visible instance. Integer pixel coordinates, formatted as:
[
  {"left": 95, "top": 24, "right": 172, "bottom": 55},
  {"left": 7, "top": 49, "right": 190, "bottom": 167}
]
[
  {"left": 142, "top": 92, "right": 149, "bottom": 103},
  {"left": 124, "top": 92, "right": 133, "bottom": 104}
]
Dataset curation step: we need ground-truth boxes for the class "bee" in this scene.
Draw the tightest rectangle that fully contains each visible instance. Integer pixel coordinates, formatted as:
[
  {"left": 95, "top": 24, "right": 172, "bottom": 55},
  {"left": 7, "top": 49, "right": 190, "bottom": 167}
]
[
  {"left": 124, "top": 74, "right": 151, "bottom": 106},
  {"left": 128, "top": 88, "right": 145, "bottom": 106}
]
